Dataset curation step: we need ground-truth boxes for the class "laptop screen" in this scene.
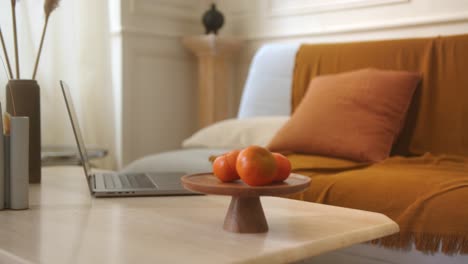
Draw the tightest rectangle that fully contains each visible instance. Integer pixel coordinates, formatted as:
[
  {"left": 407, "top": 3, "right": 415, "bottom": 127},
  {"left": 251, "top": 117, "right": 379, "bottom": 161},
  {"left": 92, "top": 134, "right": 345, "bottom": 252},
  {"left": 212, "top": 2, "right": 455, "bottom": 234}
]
[{"left": 60, "top": 81, "right": 92, "bottom": 178}]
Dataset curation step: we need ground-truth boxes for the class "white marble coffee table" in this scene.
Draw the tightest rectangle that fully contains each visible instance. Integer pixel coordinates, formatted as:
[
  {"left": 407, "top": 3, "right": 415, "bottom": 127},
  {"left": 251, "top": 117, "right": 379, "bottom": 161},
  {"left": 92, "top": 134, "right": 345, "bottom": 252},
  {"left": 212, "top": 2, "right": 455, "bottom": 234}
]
[{"left": 0, "top": 166, "right": 398, "bottom": 264}]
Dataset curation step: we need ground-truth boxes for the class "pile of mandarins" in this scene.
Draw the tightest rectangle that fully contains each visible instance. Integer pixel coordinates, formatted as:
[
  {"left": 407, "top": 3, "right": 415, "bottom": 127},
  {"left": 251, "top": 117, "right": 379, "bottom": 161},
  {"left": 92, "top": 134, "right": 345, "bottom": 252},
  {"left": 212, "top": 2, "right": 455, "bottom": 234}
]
[{"left": 212, "top": 145, "right": 291, "bottom": 186}]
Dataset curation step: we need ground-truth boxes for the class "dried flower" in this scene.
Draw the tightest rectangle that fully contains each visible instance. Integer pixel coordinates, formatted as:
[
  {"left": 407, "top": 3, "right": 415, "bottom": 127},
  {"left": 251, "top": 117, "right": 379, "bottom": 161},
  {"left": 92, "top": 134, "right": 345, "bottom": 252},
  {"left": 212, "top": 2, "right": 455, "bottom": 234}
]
[
  {"left": 44, "top": 0, "right": 60, "bottom": 18},
  {"left": 32, "top": 0, "right": 61, "bottom": 79}
]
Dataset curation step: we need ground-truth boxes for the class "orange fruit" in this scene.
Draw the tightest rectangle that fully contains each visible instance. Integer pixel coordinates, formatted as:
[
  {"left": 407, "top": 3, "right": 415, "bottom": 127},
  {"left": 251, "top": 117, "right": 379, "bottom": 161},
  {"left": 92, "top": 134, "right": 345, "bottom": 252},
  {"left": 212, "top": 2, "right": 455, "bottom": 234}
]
[
  {"left": 236, "top": 146, "right": 277, "bottom": 186},
  {"left": 225, "top": 150, "right": 240, "bottom": 175},
  {"left": 213, "top": 151, "right": 240, "bottom": 182},
  {"left": 272, "top": 153, "right": 291, "bottom": 182}
]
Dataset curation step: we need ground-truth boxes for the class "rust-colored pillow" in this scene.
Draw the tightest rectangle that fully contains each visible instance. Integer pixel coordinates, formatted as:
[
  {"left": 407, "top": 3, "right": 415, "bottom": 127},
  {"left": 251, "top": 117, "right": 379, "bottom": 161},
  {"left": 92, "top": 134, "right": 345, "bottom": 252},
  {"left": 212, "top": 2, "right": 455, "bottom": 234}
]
[{"left": 268, "top": 68, "right": 421, "bottom": 162}]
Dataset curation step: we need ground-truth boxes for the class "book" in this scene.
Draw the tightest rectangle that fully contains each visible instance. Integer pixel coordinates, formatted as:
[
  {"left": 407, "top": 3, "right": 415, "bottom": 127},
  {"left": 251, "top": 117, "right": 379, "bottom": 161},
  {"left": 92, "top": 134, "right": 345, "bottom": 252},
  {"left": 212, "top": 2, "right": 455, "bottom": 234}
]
[
  {"left": 0, "top": 104, "right": 4, "bottom": 210},
  {"left": 9, "top": 116, "right": 29, "bottom": 210}
]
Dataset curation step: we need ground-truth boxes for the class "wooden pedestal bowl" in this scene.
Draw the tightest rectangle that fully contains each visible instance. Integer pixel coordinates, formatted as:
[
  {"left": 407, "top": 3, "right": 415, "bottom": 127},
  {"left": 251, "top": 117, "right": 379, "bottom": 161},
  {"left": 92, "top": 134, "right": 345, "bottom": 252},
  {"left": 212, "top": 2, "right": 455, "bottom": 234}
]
[{"left": 181, "top": 173, "right": 311, "bottom": 234}]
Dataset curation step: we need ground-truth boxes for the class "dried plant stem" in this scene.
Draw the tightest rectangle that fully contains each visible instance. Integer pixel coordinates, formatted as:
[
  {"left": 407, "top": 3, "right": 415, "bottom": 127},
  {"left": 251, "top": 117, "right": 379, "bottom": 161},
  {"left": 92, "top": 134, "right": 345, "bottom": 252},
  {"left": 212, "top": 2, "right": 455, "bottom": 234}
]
[
  {"left": 7, "top": 83, "right": 17, "bottom": 116},
  {"left": 11, "top": 0, "right": 20, "bottom": 79},
  {"left": 0, "top": 28, "right": 13, "bottom": 79},
  {"left": 0, "top": 55, "right": 10, "bottom": 80},
  {"left": 33, "top": 0, "right": 60, "bottom": 80},
  {"left": 32, "top": 17, "right": 49, "bottom": 80}
]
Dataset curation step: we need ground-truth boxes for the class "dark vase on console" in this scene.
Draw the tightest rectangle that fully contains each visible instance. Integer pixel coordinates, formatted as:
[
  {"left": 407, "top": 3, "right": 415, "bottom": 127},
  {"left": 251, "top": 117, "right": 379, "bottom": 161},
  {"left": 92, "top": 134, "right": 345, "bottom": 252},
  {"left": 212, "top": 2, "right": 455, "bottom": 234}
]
[
  {"left": 6, "top": 80, "right": 41, "bottom": 183},
  {"left": 202, "top": 4, "right": 224, "bottom": 34}
]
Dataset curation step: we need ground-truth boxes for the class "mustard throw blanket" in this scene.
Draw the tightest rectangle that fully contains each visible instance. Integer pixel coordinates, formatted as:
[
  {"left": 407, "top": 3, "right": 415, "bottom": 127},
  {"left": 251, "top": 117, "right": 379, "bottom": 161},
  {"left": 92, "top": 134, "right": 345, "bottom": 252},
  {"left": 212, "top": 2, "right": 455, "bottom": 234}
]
[
  {"left": 289, "top": 154, "right": 468, "bottom": 254},
  {"left": 288, "top": 34, "right": 468, "bottom": 254},
  {"left": 292, "top": 34, "right": 468, "bottom": 157}
]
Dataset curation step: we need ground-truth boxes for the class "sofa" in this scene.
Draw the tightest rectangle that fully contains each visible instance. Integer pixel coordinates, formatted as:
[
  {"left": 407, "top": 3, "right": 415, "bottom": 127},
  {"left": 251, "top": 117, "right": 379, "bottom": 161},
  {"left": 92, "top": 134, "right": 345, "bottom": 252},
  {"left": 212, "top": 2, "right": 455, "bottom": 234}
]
[{"left": 124, "top": 35, "right": 468, "bottom": 264}]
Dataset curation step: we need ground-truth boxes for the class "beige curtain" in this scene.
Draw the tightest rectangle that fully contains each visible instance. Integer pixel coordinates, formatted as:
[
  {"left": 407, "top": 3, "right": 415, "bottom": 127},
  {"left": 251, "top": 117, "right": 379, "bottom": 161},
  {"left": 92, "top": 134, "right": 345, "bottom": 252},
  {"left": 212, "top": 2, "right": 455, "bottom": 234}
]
[{"left": 0, "top": 0, "right": 116, "bottom": 168}]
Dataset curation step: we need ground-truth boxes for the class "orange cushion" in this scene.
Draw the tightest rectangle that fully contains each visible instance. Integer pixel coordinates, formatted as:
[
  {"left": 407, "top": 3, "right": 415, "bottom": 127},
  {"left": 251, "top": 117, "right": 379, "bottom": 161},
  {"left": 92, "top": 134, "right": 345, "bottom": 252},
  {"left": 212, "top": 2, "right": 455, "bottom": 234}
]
[{"left": 268, "top": 68, "right": 421, "bottom": 162}]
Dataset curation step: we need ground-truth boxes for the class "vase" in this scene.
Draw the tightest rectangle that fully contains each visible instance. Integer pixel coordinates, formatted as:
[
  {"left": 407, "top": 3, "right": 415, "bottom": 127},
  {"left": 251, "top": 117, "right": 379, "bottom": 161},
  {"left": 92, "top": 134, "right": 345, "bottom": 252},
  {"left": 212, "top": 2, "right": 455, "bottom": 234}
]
[
  {"left": 6, "top": 80, "right": 41, "bottom": 183},
  {"left": 202, "top": 3, "right": 224, "bottom": 35}
]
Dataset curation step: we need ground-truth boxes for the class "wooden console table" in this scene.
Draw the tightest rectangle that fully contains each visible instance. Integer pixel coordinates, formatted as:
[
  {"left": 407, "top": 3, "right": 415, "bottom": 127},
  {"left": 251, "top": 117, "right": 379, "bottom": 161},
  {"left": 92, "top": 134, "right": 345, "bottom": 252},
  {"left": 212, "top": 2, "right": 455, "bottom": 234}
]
[
  {"left": 183, "top": 34, "right": 243, "bottom": 128},
  {"left": 0, "top": 167, "right": 398, "bottom": 263}
]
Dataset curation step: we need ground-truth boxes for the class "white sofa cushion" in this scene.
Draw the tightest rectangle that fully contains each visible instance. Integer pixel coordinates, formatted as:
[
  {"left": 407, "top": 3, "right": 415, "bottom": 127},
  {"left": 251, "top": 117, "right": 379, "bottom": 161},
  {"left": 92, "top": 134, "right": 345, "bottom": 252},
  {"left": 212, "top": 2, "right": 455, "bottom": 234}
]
[
  {"left": 237, "top": 43, "right": 300, "bottom": 118},
  {"left": 122, "top": 148, "right": 230, "bottom": 174},
  {"left": 182, "top": 116, "right": 289, "bottom": 149}
]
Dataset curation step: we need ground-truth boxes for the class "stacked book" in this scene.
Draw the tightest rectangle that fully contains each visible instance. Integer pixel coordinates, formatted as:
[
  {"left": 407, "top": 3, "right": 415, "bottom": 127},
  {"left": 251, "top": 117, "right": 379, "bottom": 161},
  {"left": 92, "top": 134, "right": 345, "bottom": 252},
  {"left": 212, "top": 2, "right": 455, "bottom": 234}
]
[{"left": 0, "top": 102, "right": 29, "bottom": 210}]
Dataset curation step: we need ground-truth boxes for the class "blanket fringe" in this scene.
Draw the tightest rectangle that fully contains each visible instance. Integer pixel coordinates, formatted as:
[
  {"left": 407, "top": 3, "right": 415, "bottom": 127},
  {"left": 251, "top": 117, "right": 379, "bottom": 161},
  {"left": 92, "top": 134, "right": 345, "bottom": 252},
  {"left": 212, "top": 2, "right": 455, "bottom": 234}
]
[{"left": 370, "top": 232, "right": 468, "bottom": 255}]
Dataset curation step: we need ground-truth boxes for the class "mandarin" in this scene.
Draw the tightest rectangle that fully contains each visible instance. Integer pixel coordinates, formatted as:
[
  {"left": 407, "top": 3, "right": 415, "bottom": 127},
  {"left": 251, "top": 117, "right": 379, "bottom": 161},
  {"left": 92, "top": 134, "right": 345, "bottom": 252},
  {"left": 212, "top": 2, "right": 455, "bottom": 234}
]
[
  {"left": 236, "top": 146, "right": 277, "bottom": 186},
  {"left": 213, "top": 155, "right": 239, "bottom": 182},
  {"left": 272, "top": 153, "right": 291, "bottom": 182}
]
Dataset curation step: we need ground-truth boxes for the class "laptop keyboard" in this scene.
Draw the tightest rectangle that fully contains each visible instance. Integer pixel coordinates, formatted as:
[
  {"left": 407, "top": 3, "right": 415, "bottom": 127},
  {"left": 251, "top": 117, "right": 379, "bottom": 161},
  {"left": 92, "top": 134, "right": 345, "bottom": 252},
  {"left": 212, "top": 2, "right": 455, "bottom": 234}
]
[
  {"left": 102, "top": 173, "right": 156, "bottom": 189},
  {"left": 147, "top": 173, "right": 184, "bottom": 190}
]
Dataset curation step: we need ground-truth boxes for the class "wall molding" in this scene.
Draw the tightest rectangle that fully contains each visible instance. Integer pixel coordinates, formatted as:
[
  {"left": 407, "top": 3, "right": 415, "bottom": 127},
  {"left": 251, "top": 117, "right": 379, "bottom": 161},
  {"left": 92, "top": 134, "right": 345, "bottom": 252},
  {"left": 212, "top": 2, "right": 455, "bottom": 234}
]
[
  {"left": 129, "top": 0, "right": 201, "bottom": 22},
  {"left": 112, "top": 11, "right": 468, "bottom": 41},
  {"left": 246, "top": 11, "right": 468, "bottom": 40},
  {"left": 132, "top": 45, "right": 195, "bottom": 62},
  {"left": 267, "top": 0, "right": 409, "bottom": 17},
  {"left": 111, "top": 26, "right": 195, "bottom": 39},
  {"left": 220, "top": 0, "right": 252, "bottom": 17},
  {"left": 122, "top": 45, "right": 196, "bottom": 164}
]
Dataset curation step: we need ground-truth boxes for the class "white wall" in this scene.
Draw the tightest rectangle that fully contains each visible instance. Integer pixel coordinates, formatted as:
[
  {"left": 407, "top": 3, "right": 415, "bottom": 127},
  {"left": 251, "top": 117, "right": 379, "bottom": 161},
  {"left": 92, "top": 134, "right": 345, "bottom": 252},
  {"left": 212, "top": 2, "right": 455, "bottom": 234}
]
[
  {"left": 215, "top": 0, "right": 468, "bottom": 113},
  {"left": 112, "top": 0, "right": 206, "bottom": 167},
  {"left": 221, "top": 0, "right": 468, "bottom": 40}
]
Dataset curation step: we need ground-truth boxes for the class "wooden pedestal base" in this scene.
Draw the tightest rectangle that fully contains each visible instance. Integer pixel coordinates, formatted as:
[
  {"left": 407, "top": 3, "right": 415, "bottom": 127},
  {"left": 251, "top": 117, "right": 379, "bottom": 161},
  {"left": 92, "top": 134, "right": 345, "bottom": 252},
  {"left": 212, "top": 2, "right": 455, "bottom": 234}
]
[
  {"left": 181, "top": 173, "right": 311, "bottom": 234},
  {"left": 223, "top": 196, "right": 268, "bottom": 233}
]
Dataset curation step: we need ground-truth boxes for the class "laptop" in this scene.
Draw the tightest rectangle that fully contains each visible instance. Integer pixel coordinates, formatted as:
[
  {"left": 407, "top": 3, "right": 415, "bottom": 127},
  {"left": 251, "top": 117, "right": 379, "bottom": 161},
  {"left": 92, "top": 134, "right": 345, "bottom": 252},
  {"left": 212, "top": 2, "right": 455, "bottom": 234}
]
[{"left": 60, "top": 80, "right": 195, "bottom": 197}]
